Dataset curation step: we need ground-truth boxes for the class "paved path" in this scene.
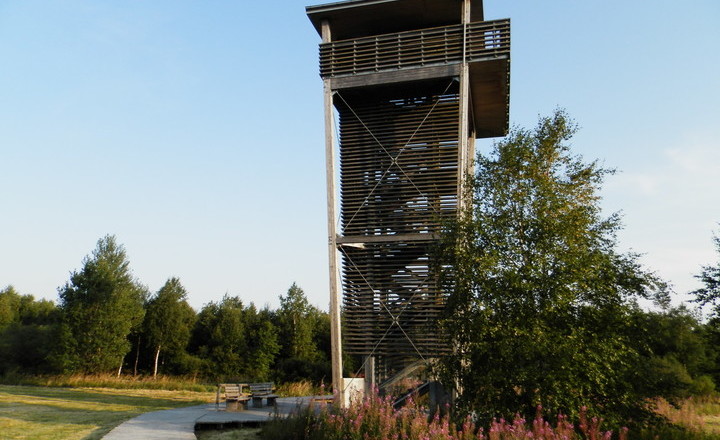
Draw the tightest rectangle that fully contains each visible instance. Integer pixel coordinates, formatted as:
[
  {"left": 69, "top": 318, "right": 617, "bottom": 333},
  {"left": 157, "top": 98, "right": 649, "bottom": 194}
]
[{"left": 103, "top": 396, "right": 324, "bottom": 440}]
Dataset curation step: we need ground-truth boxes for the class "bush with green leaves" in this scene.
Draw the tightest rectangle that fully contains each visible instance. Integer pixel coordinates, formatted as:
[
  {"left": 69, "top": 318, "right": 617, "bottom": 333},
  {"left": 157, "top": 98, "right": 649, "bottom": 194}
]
[{"left": 435, "top": 110, "right": 668, "bottom": 426}]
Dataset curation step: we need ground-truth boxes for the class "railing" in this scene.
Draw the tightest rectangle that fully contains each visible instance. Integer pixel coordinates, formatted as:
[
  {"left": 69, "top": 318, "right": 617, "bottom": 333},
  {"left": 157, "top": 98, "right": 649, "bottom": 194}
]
[{"left": 319, "top": 19, "right": 510, "bottom": 78}]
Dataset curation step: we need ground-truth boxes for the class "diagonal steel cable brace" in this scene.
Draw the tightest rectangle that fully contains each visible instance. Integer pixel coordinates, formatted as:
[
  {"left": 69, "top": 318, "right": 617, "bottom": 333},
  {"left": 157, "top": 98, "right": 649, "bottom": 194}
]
[
  {"left": 340, "top": 247, "right": 430, "bottom": 365},
  {"left": 339, "top": 246, "right": 430, "bottom": 390},
  {"left": 335, "top": 79, "right": 455, "bottom": 231}
]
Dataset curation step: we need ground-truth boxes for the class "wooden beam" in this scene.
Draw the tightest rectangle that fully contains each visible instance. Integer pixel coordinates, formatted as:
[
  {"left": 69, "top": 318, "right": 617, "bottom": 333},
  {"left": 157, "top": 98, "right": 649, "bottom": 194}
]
[
  {"left": 328, "top": 65, "right": 461, "bottom": 90},
  {"left": 457, "top": 0, "right": 471, "bottom": 210},
  {"left": 322, "top": 19, "right": 345, "bottom": 410}
]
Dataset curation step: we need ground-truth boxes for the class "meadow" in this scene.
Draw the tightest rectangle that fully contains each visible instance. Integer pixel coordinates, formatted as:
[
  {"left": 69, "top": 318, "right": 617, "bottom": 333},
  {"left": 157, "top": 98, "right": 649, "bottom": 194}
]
[
  {"left": 0, "top": 374, "right": 320, "bottom": 439},
  {"left": 0, "top": 383, "right": 213, "bottom": 440},
  {"left": 2, "top": 375, "right": 720, "bottom": 440}
]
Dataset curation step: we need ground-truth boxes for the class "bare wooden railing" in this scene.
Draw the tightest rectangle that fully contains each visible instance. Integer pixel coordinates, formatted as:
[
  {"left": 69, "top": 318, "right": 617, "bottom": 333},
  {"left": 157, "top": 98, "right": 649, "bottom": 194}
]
[{"left": 319, "top": 19, "right": 510, "bottom": 78}]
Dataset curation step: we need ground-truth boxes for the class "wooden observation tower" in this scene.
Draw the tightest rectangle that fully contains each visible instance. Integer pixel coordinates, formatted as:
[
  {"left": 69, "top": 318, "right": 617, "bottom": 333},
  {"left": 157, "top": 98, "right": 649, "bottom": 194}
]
[{"left": 306, "top": 0, "right": 510, "bottom": 404}]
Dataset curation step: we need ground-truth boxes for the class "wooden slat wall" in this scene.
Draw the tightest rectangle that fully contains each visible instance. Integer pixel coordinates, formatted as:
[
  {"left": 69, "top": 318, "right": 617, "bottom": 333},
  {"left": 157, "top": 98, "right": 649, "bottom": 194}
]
[
  {"left": 320, "top": 19, "right": 509, "bottom": 78},
  {"left": 338, "top": 85, "right": 459, "bottom": 236},
  {"left": 337, "top": 83, "right": 459, "bottom": 357},
  {"left": 342, "top": 242, "right": 447, "bottom": 356}
]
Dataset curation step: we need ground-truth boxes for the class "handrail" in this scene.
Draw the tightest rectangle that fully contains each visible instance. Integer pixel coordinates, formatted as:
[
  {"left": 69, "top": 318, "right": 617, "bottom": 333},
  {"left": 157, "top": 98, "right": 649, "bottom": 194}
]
[
  {"left": 392, "top": 381, "right": 431, "bottom": 409},
  {"left": 319, "top": 19, "right": 510, "bottom": 78}
]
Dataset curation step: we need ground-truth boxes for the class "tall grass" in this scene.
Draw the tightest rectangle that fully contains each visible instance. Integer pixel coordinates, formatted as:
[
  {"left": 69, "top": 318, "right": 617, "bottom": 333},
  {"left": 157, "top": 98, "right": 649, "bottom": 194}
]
[
  {"left": 655, "top": 398, "right": 707, "bottom": 432},
  {"left": 0, "top": 372, "right": 327, "bottom": 396},
  {"left": 641, "top": 397, "right": 720, "bottom": 439},
  {"left": 276, "top": 380, "right": 322, "bottom": 397},
  {"left": 0, "top": 372, "right": 214, "bottom": 392}
]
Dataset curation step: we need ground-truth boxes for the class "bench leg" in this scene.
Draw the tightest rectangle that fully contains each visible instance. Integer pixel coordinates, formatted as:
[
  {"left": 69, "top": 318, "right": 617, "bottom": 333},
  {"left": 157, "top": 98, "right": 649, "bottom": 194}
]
[
  {"left": 226, "top": 400, "right": 239, "bottom": 412},
  {"left": 252, "top": 397, "right": 263, "bottom": 408},
  {"left": 226, "top": 400, "right": 249, "bottom": 411},
  {"left": 267, "top": 396, "right": 277, "bottom": 407}
]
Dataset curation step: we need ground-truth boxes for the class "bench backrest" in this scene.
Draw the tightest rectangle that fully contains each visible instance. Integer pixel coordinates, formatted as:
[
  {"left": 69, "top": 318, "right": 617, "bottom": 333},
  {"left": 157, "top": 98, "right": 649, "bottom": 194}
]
[
  {"left": 249, "top": 382, "right": 275, "bottom": 395},
  {"left": 221, "top": 384, "right": 244, "bottom": 398}
]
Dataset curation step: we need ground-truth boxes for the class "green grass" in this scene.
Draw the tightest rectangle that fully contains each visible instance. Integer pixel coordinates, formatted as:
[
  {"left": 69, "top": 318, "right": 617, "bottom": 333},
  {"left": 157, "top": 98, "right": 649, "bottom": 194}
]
[{"left": 0, "top": 384, "right": 214, "bottom": 440}]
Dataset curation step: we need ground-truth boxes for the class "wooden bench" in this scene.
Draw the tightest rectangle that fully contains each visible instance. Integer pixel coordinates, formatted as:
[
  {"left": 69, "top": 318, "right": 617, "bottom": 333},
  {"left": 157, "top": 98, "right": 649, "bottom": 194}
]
[
  {"left": 249, "top": 382, "right": 278, "bottom": 407},
  {"left": 216, "top": 383, "right": 250, "bottom": 411}
]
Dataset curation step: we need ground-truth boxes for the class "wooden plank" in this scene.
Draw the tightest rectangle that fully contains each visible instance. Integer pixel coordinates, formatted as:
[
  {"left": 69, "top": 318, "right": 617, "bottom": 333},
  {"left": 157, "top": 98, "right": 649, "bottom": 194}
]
[
  {"left": 328, "top": 64, "right": 460, "bottom": 90},
  {"left": 337, "top": 233, "right": 438, "bottom": 244}
]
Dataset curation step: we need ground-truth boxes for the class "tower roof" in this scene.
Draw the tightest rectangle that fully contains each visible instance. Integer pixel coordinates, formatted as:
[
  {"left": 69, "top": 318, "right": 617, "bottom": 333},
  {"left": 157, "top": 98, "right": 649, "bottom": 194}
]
[{"left": 306, "top": 0, "right": 484, "bottom": 40}]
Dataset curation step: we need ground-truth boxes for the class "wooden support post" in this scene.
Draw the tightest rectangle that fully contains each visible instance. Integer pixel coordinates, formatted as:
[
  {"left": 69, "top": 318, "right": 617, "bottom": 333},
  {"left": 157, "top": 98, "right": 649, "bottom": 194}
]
[
  {"left": 322, "top": 19, "right": 345, "bottom": 409},
  {"left": 457, "top": 0, "right": 472, "bottom": 210},
  {"left": 454, "top": 0, "right": 473, "bottom": 403},
  {"left": 364, "top": 356, "right": 375, "bottom": 395}
]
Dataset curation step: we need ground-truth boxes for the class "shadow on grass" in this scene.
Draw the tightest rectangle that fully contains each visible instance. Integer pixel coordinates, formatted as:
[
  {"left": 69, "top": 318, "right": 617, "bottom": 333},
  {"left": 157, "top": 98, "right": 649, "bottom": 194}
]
[{"left": 0, "top": 384, "right": 207, "bottom": 408}]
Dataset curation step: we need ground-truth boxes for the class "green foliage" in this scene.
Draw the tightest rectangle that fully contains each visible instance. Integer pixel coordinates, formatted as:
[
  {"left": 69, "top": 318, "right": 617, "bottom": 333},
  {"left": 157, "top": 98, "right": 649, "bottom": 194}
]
[
  {"left": 694, "top": 234, "right": 720, "bottom": 318},
  {"left": 703, "top": 318, "right": 720, "bottom": 389},
  {"left": 691, "top": 375, "right": 716, "bottom": 396},
  {"left": 189, "top": 295, "right": 282, "bottom": 381},
  {"left": 0, "top": 286, "right": 56, "bottom": 328},
  {"left": 0, "top": 287, "right": 61, "bottom": 375},
  {"left": 244, "top": 305, "right": 280, "bottom": 381},
  {"left": 0, "top": 286, "right": 21, "bottom": 329},
  {"left": 56, "top": 235, "right": 146, "bottom": 373},
  {"left": 196, "top": 296, "right": 248, "bottom": 378},
  {"left": 0, "top": 323, "right": 58, "bottom": 374},
  {"left": 275, "top": 283, "right": 331, "bottom": 382},
  {"left": 144, "top": 277, "right": 196, "bottom": 376},
  {"left": 436, "top": 110, "right": 666, "bottom": 426},
  {"left": 642, "top": 307, "right": 713, "bottom": 375},
  {"left": 635, "top": 306, "right": 717, "bottom": 400},
  {"left": 278, "top": 283, "right": 320, "bottom": 362}
]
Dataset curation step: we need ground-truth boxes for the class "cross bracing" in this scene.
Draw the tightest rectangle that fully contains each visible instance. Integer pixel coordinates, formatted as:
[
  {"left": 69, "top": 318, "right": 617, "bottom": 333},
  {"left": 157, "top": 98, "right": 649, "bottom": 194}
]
[
  {"left": 335, "top": 80, "right": 459, "bottom": 361},
  {"left": 337, "top": 81, "right": 460, "bottom": 237}
]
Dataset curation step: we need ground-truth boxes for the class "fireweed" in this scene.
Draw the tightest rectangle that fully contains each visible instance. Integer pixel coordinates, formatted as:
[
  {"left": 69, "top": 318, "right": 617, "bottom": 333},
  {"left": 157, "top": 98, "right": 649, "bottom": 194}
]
[{"left": 261, "top": 392, "right": 629, "bottom": 440}]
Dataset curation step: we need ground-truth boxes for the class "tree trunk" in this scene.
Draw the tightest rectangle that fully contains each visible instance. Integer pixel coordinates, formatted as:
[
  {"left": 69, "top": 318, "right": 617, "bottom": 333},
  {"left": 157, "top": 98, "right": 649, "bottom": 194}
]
[
  {"left": 133, "top": 335, "right": 141, "bottom": 376},
  {"left": 153, "top": 345, "right": 161, "bottom": 378},
  {"left": 117, "top": 355, "right": 125, "bottom": 377}
]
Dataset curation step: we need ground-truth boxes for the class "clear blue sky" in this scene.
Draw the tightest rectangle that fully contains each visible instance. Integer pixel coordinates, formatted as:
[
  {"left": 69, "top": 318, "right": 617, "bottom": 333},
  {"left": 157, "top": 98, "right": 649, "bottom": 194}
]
[{"left": 1, "top": 1, "right": 718, "bottom": 312}]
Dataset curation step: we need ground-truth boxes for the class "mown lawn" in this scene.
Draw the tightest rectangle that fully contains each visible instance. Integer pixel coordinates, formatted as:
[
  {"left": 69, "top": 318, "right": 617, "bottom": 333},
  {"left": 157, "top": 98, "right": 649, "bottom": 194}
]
[{"left": 0, "top": 385, "right": 213, "bottom": 440}]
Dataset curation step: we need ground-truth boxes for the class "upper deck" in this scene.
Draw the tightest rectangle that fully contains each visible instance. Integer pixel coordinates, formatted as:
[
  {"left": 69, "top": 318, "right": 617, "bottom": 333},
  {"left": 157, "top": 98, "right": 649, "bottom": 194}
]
[{"left": 307, "top": 0, "right": 510, "bottom": 138}]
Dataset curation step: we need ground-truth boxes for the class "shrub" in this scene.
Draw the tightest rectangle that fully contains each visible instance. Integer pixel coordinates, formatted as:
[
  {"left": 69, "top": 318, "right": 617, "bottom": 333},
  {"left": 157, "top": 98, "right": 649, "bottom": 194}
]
[{"left": 691, "top": 376, "right": 717, "bottom": 397}]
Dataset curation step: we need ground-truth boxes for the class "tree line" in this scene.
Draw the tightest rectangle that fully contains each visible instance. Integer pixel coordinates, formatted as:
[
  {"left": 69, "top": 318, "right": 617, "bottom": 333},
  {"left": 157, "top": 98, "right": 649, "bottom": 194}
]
[{"left": 0, "top": 237, "right": 334, "bottom": 383}]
